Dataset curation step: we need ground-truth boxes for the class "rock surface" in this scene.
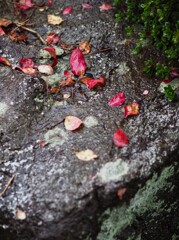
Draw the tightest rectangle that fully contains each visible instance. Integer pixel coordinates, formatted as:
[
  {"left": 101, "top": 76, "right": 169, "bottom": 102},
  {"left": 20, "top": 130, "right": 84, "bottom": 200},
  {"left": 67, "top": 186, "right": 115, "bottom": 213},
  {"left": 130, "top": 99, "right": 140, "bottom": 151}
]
[{"left": 0, "top": 1, "right": 178, "bottom": 240}]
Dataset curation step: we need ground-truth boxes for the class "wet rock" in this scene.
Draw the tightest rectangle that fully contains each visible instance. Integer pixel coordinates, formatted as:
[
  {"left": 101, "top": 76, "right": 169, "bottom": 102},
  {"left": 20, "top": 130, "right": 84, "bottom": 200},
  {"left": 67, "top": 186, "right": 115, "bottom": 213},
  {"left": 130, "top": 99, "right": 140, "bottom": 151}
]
[{"left": 0, "top": 0, "right": 178, "bottom": 240}]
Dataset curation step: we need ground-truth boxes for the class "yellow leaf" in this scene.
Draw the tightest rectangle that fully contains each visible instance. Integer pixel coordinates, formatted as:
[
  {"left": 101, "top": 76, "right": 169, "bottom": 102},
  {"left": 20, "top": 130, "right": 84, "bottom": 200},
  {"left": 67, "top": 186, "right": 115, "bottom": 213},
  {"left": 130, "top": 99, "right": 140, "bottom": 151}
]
[
  {"left": 48, "top": 15, "right": 63, "bottom": 25},
  {"left": 75, "top": 149, "right": 98, "bottom": 161}
]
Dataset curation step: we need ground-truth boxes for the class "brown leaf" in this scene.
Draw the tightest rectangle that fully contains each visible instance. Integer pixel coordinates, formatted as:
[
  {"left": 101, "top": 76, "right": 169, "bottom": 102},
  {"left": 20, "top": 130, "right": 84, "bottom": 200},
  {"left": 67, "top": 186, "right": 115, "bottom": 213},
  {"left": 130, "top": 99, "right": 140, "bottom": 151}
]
[
  {"left": 79, "top": 41, "right": 91, "bottom": 54},
  {"left": 8, "top": 31, "right": 28, "bottom": 42},
  {"left": 0, "top": 18, "right": 12, "bottom": 27}
]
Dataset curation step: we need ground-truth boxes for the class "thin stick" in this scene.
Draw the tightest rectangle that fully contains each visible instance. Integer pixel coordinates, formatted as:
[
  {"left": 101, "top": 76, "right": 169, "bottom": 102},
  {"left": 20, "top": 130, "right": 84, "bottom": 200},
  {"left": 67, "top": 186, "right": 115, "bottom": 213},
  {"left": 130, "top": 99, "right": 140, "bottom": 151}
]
[
  {"left": 16, "top": 24, "right": 46, "bottom": 45},
  {"left": 0, "top": 175, "right": 15, "bottom": 197},
  {"left": 91, "top": 48, "right": 112, "bottom": 55}
]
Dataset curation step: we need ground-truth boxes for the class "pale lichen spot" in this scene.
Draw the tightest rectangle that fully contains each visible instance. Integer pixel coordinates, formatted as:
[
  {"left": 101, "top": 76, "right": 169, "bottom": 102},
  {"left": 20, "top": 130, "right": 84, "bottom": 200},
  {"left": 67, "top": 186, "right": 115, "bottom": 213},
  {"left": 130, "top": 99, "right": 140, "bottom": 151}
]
[
  {"left": 0, "top": 102, "right": 9, "bottom": 116},
  {"left": 84, "top": 116, "right": 98, "bottom": 128},
  {"left": 44, "top": 127, "right": 68, "bottom": 147},
  {"left": 116, "top": 62, "right": 130, "bottom": 75}
]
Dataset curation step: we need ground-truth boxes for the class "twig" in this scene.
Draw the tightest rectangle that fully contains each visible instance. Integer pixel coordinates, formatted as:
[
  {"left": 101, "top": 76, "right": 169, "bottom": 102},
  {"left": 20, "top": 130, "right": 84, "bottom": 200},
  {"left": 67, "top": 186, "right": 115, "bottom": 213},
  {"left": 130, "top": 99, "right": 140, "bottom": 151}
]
[
  {"left": 0, "top": 175, "right": 15, "bottom": 197},
  {"left": 91, "top": 48, "right": 112, "bottom": 55},
  {"left": 15, "top": 24, "right": 46, "bottom": 45}
]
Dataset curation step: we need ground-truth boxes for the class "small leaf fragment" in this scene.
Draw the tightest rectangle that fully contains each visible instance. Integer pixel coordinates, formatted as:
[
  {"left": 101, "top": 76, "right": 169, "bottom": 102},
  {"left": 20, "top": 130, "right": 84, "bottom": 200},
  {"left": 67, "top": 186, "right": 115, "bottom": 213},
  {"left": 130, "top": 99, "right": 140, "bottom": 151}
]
[
  {"left": 17, "top": 0, "right": 34, "bottom": 10},
  {"left": 44, "top": 47, "right": 58, "bottom": 67},
  {"left": 117, "top": 188, "right": 126, "bottom": 200},
  {"left": 0, "top": 27, "right": 5, "bottom": 36},
  {"left": 64, "top": 116, "right": 83, "bottom": 131},
  {"left": 70, "top": 48, "right": 87, "bottom": 76},
  {"left": 79, "top": 41, "right": 91, "bottom": 54},
  {"left": 75, "top": 149, "right": 98, "bottom": 161},
  {"left": 82, "top": 3, "right": 93, "bottom": 9},
  {"left": 64, "top": 70, "right": 74, "bottom": 78},
  {"left": 124, "top": 102, "right": 139, "bottom": 118},
  {"left": 87, "top": 77, "right": 105, "bottom": 89},
  {"left": 99, "top": 3, "right": 113, "bottom": 11},
  {"left": 16, "top": 209, "right": 26, "bottom": 220},
  {"left": 62, "top": 6, "right": 73, "bottom": 15},
  {"left": 0, "top": 18, "right": 12, "bottom": 27},
  {"left": 19, "top": 58, "right": 35, "bottom": 68},
  {"left": 46, "top": 33, "right": 59, "bottom": 45},
  {"left": 48, "top": 15, "right": 63, "bottom": 25},
  {"left": 38, "top": 64, "right": 54, "bottom": 75},
  {"left": 108, "top": 93, "right": 126, "bottom": 106},
  {"left": 0, "top": 56, "right": 11, "bottom": 66},
  {"left": 113, "top": 129, "right": 129, "bottom": 147}
]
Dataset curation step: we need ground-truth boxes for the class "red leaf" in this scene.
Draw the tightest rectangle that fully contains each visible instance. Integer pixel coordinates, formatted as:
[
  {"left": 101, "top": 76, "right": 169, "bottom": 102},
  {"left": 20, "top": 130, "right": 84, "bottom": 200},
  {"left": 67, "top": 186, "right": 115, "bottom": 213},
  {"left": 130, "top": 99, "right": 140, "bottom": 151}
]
[
  {"left": 62, "top": 6, "right": 73, "bottom": 15},
  {"left": 82, "top": 3, "right": 93, "bottom": 9},
  {"left": 44, "top": 47, "right": 58, "bottom": 67},
  {"left": 70, "top": 48, "right": 87, "bottom": 76},
  {"left": 124, "top": 102, "right": 139, "bottom": 118},
  {"left": 113, "top": 129, "right": 129, "bottom": 147},
  {"left": 19, "top": 58, "right": 35, "bottom": 68},
  {"left": 64, "top": 116, "right": 83, "bottom": 131},
  {"left": 64, "top": 70, "right": 74, "bottom": 78},
  {"left": 46, "top": 33, "right": 59, "bottom": 45},
  {"left": 117, "top": 188, "right": 126, "bottom": 200},
  {"left": 99, "top": 3, "right": 113, "bottom": 11},
  {"left": 18, "top": 0, "right": 34, "bottom": 10},
  {"left": 0, "top": 56, "right": 11, "bottom": 66},
  {"left": 0, "top": 27, "right": 5, "bottom": 36},
  {"left": 108, "top": 93, "right": 126, "bottom": 106},
  {"left": 86, "top": 77, "right": 105, "bottom": 89},
  {"left": 46, "top": 0, "right": 53, "bottom": 6}
]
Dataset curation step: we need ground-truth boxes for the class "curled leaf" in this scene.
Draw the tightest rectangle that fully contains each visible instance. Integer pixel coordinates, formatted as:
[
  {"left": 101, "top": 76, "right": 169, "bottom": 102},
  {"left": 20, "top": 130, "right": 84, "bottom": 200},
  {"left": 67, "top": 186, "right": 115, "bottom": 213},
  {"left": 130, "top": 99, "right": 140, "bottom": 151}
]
[
  {"left": 44, "top": 47, "right": 58, "bottom": 67},
  {"left": 46, "top": 33, "right": 59, "bottom": 45},
  {"left": 75, "top": 149, "right": 98, "bottom": 161},
  {"left": 64, "top": 116, "right": 83, "bottom": 131},
  {"left": 70, "top": 48, "right": 87, "bottom": 76},
  {"left": 113, "top": 129, "right": 129, "bottom": 147},
  {"left": 0, "top": 56, "right": 11, "bottom": 66},
  {"left": 79, "top": 41, "right": 91, "bottom": 54},
  {"left": 124, "top": 102, "right": 139, "bottom": 118},
  {"left": 62, "top": 6, "right": 73, "bottom": 15},
  {"left": 87, "top": 77, "right": 105, "bottom": 89},
  {"left": 108, "top": 93, "right": 126, "bottom": 106}
]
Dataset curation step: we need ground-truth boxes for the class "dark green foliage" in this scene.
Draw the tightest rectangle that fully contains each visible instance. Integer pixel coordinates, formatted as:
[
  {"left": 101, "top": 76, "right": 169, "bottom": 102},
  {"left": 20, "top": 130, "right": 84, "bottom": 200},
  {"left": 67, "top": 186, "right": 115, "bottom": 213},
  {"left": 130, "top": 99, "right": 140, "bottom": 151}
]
[
  {"left": 164, "top": 84, "right": 176, "bottom": 101},
  {"left": 114, "top": 0, "right": 179, "bottom": 78}
]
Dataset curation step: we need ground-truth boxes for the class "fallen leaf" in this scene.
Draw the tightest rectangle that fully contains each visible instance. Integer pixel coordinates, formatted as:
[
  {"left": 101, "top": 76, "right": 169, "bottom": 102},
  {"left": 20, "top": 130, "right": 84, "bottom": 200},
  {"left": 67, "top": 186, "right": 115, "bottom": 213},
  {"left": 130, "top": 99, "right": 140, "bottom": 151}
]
[
  {"left": 61, "top": 77, "right": 75, "bottom": 87},
  {"left": 62, "top": 6, "right": 73, "bottom": 15},
  {"left": 8, "top": 31, "right": 28, "bottom": 42},
  {"left": 108, "top": 93, "right": 126, "bottom": 106},
  {"left": 46, "top": 33, "right": 59, "bottom": 45},
  {"left": 20, "top": 67, "right": 36, "bottom": 75},
  {"left": 17, "top": 0, "right": 34, "bottom": 10},
  {"left": 113, "top": 129, "right": 129, "bottom": 147},
  {"left": 143, "top": 90, "right": 149, "bottom": 95},
  {"left": 80, "top": 77, "right": 92, "bottom": 85},
  {"left": 63, "top": 93, "right": 71, "bottom": 99},
  {"left": 44, "top": 47, "right": 58, "bottom": 67},
  {"left": 82, "top": 3, "right": 93, "bottom": 9},
  {"left": 48, "top": 15, "right": 63, "bottom": 25},
  {"left": 19, "top": 58, "right": 35, "bottom": 68},
  {"left": 46, "top": 0, "right": 53, "bottom": 6},
  {"left": 64, "top": 70, "right": 74, "bottom": 78},
  {"left": 117, "top": 188, "right": 126, "bottom": 200},
  {"left": 64, "top": 116, "right": 83, "bottom": 131},
  {"left": 0, "top": 18, "right": 12, "bottom": 27},
  {"left": 16, "top": 209, "right": 26, "bottom": 220},
  {"left": 87, "top": 77, "right": 105, "bottom": 89},
  {"left": 99, "top": 3, "right": 113, "bottom": 11},
  {"left": 49, "top": 86, "right": 60, "bottom": 93},
  {"left": 0, "top": 56, "right": 11, "bottom": 66},
  {"left": 39, "top": 140, "right": 46, "bottom": 148},
  {"left": 79, "top": 41, "right": 91, "bottom": 54},
  {"left": 70, "top": 48, "right": 87, "bottom": 76},
  {"left": 38, "top": 65, "right": 54, "bottom": 75},
  {"left": 124, "top": 102, "right": 139, "bottom": 118},
  {"left": 0, "top": 27, "right": 5, "bottom": 36},
  {"left": 75, "top": 149, "right": 98, "bottom": 161}
]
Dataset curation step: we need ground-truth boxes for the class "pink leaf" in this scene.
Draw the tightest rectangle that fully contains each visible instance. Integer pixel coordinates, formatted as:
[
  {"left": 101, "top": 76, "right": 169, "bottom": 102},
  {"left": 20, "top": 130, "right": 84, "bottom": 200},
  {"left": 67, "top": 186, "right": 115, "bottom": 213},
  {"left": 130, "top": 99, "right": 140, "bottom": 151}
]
[
  {"left": 18, "top": 0, "right": 34, "bottom": 10},
  {"left": 0, "top": 56, "right": 11, "bottom": 66},
  {"left": 113, "top": 129, "right": 129, "bottom": 147},
  {"left": 0, "top": 27, "right": 5, "bottom": 36},
  {"left": 86, "top": 77, "right": 105, "bottom": 89},
  {"left": 117, "top": 188, "right": 126, "bottom": 200},
  {"left": 99, "top": 3, "right": 113, "bottom": 11},
  {"left": 108, "top": 93, "right": 126, "bottom": 106},
  {"left": 19, "top": 58, "right": 35, "bottom": 68},
  {"left": 70, "top": 48, "right": 87, "bottom": 76},
  {"left": 124, "top": 102, "right": 139, "bottom": 118},
  {"left": 44, "top": 47, "right": 58, "bottom": 67},
  {"left": 62, "top": 6, "right": 73, "bottom": 15},
  {"left": 64, "top": 70, "right": 74, "bottom": 78},
  {"left": 64, "top": 116, "right": 83, "bottom": 131},
  {"left": 46, "top": 0, "right": 53, "bottom": 6},
  {"left": 46, "top": 33, "right": 59, "bottom": 45},
  {"left": 82, "top": 3, "right": 93, "bottom": 9}
]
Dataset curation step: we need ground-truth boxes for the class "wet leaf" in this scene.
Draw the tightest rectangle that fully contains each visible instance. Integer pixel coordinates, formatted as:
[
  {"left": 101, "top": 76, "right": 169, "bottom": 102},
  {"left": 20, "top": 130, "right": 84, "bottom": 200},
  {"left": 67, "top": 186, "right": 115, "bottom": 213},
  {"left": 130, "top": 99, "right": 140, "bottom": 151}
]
[
  {"left": 18, "top": 0, "right": 34, "bottom": 10},
  {"left": 0, "top": 27, "right": 5, "bottom": 36},
  {"left": 64, "top": 116, "right": 83, "bottom": 131},
  {"left": 75, "top": 149, "right": 98, "bottom": 161},
  {"left": 117, "top": 188, "right": 126, "bottom": 200},
  {"left": 124, "top": 102, "right": 139, "bottom": 118},
  {"left": 82, "top": 3, "right": 93, "bottom": 9},
  {"left": 19, "top": 58, "right": 35, "bottom": 68},
  {"left": 99, "top": 3, "right": 113, "bottom": 11},
  {"left": 46, "top": 33, "right": 59, "bottom": 45},
  {"left": 70, "top": 48, "right": 87, "bottom": 76},
  {"left": 79, "top": 41, "right": 91, "bottom": 54},
  {"left": 108, "top": 93, "right": 126, "bottom": 106},
  {"left": 48, "top": 15, "right": 63, "bottom": 25},
  {"left": 86, "top": 77, "right": 105, "bottom": 89},
  {"left": 44, "top": 47, "right": 58, "bottom": 67},
  {"left": 38, "top": 65, "right": 54, "bottom": 75},
  {"left": 16, "top": 209, "right": 26, "bottom": 220},
  {"left": 62, "top": 6, "right": 73, "bottom": 15},
  {"left": 0, "top": 56, "right": 11, "bottom": 66},
  {"left": 0, "top": 18, "right": 12, "bottom": 27},
  {"left": 113, "top": 129, "right": 129, "bottom": 147}
]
